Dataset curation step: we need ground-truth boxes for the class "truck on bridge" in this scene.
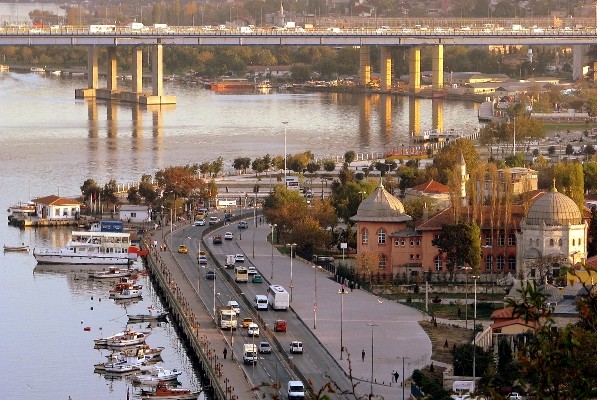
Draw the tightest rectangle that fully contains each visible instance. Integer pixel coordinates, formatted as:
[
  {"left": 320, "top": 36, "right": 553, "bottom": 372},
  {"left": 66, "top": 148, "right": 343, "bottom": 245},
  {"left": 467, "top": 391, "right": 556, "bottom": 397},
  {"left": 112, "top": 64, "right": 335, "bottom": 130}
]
[{"left": 216, "top": 306, "right": 238, "bottom": 330}]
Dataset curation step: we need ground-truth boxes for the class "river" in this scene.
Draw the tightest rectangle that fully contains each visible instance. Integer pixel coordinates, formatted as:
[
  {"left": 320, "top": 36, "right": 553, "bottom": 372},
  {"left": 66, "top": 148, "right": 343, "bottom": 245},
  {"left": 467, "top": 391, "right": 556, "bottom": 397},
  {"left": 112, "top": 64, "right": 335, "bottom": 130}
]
[{"left": 0, "top": 70, "right": 482, "bottom": 400}]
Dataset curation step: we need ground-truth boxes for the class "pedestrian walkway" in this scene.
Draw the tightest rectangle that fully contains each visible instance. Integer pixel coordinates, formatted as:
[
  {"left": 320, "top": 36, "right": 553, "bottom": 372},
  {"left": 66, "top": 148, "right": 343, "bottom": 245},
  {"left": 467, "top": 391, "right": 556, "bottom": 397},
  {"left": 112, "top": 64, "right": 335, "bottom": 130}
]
[
  {"left": 235, "top": 221, "right": 432, "bottom": 399},
  {"left": 145, "top": 224, "right": 257, "bottom": 400}
]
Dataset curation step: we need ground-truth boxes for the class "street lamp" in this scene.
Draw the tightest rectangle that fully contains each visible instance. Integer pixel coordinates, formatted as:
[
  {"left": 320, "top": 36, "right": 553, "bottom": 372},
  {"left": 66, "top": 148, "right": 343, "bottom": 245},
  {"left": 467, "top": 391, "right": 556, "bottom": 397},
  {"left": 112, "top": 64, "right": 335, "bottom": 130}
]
[
  {"left": 462, "top": 266, "right": 472, "bottom": 329},
  {"left": 337, "top": 284, "right": 349, "bottom": 359},
  {"left": 312, "top": 265, "right": 321, "bottom": 329},
  {"left": 368, "top": 323, "right": 379, "bottom": 399},
  {"left": 471, "top": 274, "right": 480, "bottom": 381},
  {"left": 283, "top": 121, "right": 289, "bottom": 184},
  {"left": 252, "top": 190, "right": 257, "bottom": 258},
  {"left": 286, "top": 243, "right": 297, "bottom": 302},
  {"left": 270, "top": 223, "right": 277, "bottom": 280}
]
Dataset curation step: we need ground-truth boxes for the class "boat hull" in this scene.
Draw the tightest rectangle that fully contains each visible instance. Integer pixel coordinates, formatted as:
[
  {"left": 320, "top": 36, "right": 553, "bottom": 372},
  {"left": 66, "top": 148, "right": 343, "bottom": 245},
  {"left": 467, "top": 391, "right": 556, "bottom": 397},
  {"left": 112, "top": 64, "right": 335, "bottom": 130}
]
[{"left": 33, "top": 252, "right": 131, "bottom": 265}]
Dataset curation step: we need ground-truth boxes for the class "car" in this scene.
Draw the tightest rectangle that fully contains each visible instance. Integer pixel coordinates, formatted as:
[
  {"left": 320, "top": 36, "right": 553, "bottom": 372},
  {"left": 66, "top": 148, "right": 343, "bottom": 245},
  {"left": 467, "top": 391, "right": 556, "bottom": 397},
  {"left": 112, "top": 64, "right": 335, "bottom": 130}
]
[
  {"left": 290, "top": 340, "right": 303, "bottom": 354},
  {"left": 252, "top": 274, "right": 263, "bottom": 283},
  {"left": 205, "top": 270, "right": 216, "bottom": 280},
  {"left": 177, "top": 245, "right": 188, "bottom": 254},
  {"left": 247, "top": 323, "right": 260, "bottom": 336},
  {"left": 208, "top": 216, "right": 220, "bottom": 226},
  {"left": 274, "top": 319, "right": 287, "bottom": 332},
  {"left": 212, "top": 235, "right": 222, "bottom": 244},
  {"left": 241, "top": 317, "right": 253, "bottom": 328},
  {"left": 235, "top": 254, "right": 245, "bottom": 263},
  {"left": 194, "top": 218, "right": 205, "bottom": 226},
  {"left": 247, "top": 266, "right": 257, "bottom": 275},
  {"left": 258, "top": 341, "right": 271, "bottom": 354},
  {"left": 224, "top": 231, "right": 233, "bottom": 240},
  {"left": 198, "top": 256, "right": 208, "bottom": 265},
  {"left": 238, "top": 220, "right": 248, "bottom": 229},
  {"left": 508, "top": 393, "right": 523, "bottom": 400},
  {"left": 227, "top": 300, "right": 240, "bottom": 315}
]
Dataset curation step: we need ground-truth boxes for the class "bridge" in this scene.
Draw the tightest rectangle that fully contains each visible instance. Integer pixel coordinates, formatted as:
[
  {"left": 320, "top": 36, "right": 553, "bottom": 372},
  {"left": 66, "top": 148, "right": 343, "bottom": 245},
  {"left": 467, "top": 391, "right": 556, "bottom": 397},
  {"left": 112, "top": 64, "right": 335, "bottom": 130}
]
[{"left": 2, "top": 23, "right": 595, "bottom": 104}]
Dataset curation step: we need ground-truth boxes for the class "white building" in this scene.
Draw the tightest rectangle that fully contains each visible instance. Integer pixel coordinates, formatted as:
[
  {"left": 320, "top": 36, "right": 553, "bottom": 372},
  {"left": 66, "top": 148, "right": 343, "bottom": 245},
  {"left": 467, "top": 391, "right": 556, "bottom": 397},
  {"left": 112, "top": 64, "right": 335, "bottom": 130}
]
[
  {"left": 118, "top": 205, "right": 151, "bottom": 223},
  {"left": 33, "top": 195, "right": 81, "bottom": 221}
]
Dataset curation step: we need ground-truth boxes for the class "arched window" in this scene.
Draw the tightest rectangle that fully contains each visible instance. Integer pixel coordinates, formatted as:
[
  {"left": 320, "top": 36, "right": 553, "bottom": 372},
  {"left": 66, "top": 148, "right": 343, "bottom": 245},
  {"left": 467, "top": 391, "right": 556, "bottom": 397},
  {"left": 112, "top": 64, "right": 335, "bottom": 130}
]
[
  {"left": 550, "top": 239, "right": 554, "bottom": 246},
  {"left": 378, "top": 254, "right": 387, "bottom": 269},
  {"left": 558, "top": 239, "right": 562, "bottom": 246},
  {"left": 434, "top": 255, "right": 443, "bottom": 271},
  {"left": 529, "top": 238, "right": 533, "bottom": 246},
  {"left": 536, "top": 239, "right": 540, "bottom": 246},
  {"left": 497, "top": 255, "right": 505, "bottom": 270},
  {"left": 579, "top": 238, "right": 582, "bottom": 246},
  {"left": 377, "top": 228, "right": 386, "bottom": 245},
  {"left": 572, "top": 239, "right": 576, "bottom": 246},
  {"left": 361, "top": 228, "right": 368, "bottom": 245}
]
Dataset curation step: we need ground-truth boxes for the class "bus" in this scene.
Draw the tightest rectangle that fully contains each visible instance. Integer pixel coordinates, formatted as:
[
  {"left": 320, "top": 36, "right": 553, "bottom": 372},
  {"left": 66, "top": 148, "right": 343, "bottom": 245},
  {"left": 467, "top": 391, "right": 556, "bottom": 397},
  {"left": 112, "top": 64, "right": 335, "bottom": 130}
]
[
  {"left": 267, "top": 285, "right": 290, "bottom": 310},
  {"left": 234, "top": 266, "right": 249, "bottom": 283},
  {"left": 285, "top": 176, "right": 300, "bottom": 191}
]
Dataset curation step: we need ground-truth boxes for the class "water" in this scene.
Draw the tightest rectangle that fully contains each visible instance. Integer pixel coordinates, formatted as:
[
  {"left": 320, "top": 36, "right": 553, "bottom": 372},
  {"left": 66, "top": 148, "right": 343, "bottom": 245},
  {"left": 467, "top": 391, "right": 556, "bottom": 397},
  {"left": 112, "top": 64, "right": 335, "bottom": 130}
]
[{"left": 0, "top": 71, "right": 482, "bottom": 399}]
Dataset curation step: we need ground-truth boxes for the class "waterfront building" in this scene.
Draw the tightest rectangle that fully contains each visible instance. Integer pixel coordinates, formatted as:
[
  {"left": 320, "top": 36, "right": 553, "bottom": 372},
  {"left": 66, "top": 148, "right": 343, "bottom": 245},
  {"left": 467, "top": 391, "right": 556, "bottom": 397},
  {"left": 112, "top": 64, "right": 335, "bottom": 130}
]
[{"left": 33, "top": 195, "right": 81, "bottom": 221}]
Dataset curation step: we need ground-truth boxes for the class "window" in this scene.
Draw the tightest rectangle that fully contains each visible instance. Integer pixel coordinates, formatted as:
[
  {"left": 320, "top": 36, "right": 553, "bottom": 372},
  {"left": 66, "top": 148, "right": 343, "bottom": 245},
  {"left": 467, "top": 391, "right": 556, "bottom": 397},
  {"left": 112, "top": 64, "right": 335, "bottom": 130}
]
[
  {"left": 579, "top": 238, "right": 582, "bottom": 246},
  {"left": 508, "top": 234, "right": 516, "bottom": 246},
  {"left": 416, "top": 239, "right": 421, "bottom": 246},
  {"left": 498, "top": 234, "right": 505, "bottom": 246},
  {"left": 409, "top": 254, "right": 414, "bottom": 260},
  {"left": 485, "top": 255, "right": 493, "bottom": 271},
  {"left": 558, "top": 239, "right": 562, "bottom": 246},
  {"left": 415, "top": 254, "right": 420, "bottom": 260},
  {"left": 401, "top": 239, "right": 406, "bottom": 247},
  {"left": 485, "top": 236, "right": 493, "bottom": 246},
  {"left": 377, "top": 228, "right": 386, "bottom": 245},
  {"left": 409, "top": 239, "right": 414, "bottom": 246},
  {"left": 434, "top": 255, "right": 443, "bottom": 271},
  {"left": 130, "top": 212, "right": 137, "bottom": 218},
  {"left": 497, "top": 255, "right": 505, "bottom": 270},
  {"left": 54, "top": 208, "right": 60, "bottom": 216},
  {"left": 508, "top": 256, "right": 516, "bottom": 270},
  {"left": 378, "top": 254, "right": 386, "bottom": 269},
  {"left": 572, "top": 239, "right": 576, "bottom": 246},
  {"left": 550, "top": 239, "right": 554, "bottom": 247},
  {"left": 529, "top": 238, "right": 533, "bottom": 246},
  {"left": 394, "top": 239, "right": 400, "bottom": 246},
  {"left": 361, "top": 228, "right": 368, "bottom": 245}
]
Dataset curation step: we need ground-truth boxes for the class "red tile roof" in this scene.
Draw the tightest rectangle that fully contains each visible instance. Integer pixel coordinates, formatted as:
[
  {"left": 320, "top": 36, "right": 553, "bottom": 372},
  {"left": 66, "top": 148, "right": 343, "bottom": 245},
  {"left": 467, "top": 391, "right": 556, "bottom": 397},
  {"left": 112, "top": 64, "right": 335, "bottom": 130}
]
[
  {"left": 410, "top": 180, "right": 451, "bottom": 194},
  {"left": 33, "top": 195, "right": 81, "bottom": 206},
  {"left": 416, "top": 205, "right": 528, "bottom": 231}
]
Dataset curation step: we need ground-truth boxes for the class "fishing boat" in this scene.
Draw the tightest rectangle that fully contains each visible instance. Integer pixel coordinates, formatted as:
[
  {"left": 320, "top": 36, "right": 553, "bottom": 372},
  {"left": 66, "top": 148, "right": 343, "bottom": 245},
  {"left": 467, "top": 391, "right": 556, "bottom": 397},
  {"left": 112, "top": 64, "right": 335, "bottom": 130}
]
[
  {"left": 7, "top": 201, "right": 36, "bottom": 222},
  {"left": 89, "top": 266, "right": 132, "bottom": 279},
  {"left": 3, "top": 244, "right": 29, "bottom": 252},
  {"left": 128, "top": 307, "right": 168, "bottom": 322},
  {"left": 112, "top": 287, "right": 142, "bottom": 300},
  {"left": 124, "top": 344, "right": 165, "bottom": 362},
  {"left": 132, "top": 365, "right": 182, "bottom": 385},
  {"left": 94, "top": 328, "right": 150, "bottom": 348},
  {"left": 141, "top": 381, "right": 201, "bottom": 399},
  {"left": 209, "top": 77, "right": 255, "bottom": 91},
  {"left": 30, "top": 67, "right": 45, "bottom": 73},
  {"left": 94, "top": 351, "right": 146, "bottom": 373},
  {"left": 33, "top": 230, "right": 134, "bottom": 265},
  {"left": 109, "top": 278, "right": 142, "bottom": 298}
]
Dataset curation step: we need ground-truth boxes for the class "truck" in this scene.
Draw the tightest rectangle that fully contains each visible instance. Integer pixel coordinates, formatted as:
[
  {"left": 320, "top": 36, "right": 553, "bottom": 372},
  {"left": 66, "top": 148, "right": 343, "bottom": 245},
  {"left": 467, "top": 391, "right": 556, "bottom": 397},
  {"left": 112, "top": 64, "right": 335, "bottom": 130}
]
[
  {"left": 216, "top": 306, "right": 238, "bottom": 330},
  {"left": 243, "top": 343, "right": 257, "bottom": 364},
  {"left": 128, "top": 22, "right": 145, "bottom": 31},
  {"left": 239, "top": 26, "right": 253, "bottom": 33},
  {"left": 225, "top": 254, "right": 236, "bottom": 268}
]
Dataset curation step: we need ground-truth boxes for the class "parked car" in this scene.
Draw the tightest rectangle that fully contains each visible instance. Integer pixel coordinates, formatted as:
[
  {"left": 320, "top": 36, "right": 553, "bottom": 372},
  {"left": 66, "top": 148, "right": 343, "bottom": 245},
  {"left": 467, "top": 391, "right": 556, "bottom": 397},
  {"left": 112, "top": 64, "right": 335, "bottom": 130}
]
[
  {"left": 205, "top": 270, "right": 216, "bottom": 280},
  {"left": 212, "top": 235, "right": 222, "bottom": 244},
  {"left": 290, "top": 340, "right": 303, "bottom": 354},
  {"left": 274, "top": 319, "right": 287, "bottom": 332},
  {"left": 258, "top": 341, "right": 271, "bottom": 354},
  {"left": 227, "top": 300, "right": 240, "bottom": 315},
  {"left": 248, "top": 323, "right": 260, "bottom": 336},
  {"left": 508, "top": 393, "right": 523, "bottom": 400},
  {"left": 198, "top": 255, "right": 208, "bottom": 265},
  {"left": 235, "top": 254, "right": 245, "bottom": 263},
  {"left": 238, "top": 220, "right": 248, "bottom": 229},
  {"left": 241, "top": 317, "right": 253, "bottom": 328},
  {"left": 177, "top": 245, "right": 188, "bottom": 254},
  {"left": 247, "top": 266, "right": 257, "bottom": 275},
  {"left": 224, "top": 231, "right": 234, "bottom": 240},
  {"left": 252, "top": 274, "right": 263, "bottom": 283},
  {"left": 194, "top": 218, "right": 205, "bottom": 226}
]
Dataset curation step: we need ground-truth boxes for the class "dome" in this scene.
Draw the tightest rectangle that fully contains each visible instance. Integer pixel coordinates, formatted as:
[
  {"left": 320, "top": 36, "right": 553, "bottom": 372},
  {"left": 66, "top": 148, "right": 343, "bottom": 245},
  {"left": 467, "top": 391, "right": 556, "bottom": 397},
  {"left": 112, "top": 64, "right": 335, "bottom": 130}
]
[
  {"left": 351, "top": 182, "right": 412, "bottom": 223},
  {"left": 526, "top": 187, "right": 582, "bottom": 226}
]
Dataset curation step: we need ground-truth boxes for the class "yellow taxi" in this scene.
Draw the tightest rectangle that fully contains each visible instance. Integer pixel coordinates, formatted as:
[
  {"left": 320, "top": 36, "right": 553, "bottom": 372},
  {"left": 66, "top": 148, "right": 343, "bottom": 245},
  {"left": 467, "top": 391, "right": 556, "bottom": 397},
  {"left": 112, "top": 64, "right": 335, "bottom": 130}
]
[
  {"left": 241, "top": 317, "right": 253, "bottom": 328},
  {"left": 178, "top": 244, "right": 188, "bottom": 254}
]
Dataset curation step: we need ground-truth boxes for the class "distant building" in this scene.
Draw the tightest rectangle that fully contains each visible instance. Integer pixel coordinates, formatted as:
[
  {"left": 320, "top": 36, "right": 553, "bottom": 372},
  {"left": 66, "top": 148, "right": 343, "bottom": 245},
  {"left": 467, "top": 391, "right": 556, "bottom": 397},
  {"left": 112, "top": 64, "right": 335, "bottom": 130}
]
[
  {"left": 119, "top": 205, "right": 151, "bottom": 223},
  {"left": 33, "top": 195, "right": 81, "bottom": 221},
  {"left": 403, "top": 179, "right": 452, "bottom": 210}
]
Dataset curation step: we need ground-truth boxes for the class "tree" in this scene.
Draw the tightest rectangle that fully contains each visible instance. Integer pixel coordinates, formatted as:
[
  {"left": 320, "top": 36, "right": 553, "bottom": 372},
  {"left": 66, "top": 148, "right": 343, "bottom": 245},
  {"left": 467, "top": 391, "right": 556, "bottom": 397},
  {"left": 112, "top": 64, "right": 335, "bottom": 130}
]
[
  {"left": 252, "top": 157, "right": 270, "bottom": 176},
  {"left": 262, "top": 185, "right": 308, "bottom": 239},
  {"left": 344, "top": 150, "right": 356, "bottom": 165},
  {"left": 588, "top": 207, "right": 597, "bottom": 257},
  {"left": 127, "top": 187, "right": 141, "bottom": 205},
  {"left": 138, "top": 174, "right": 158, "bottom": 204},
  {"left": 468, "top": 221, "right": 481, "bottom": 274},
  {"left": 452, "top": 343, "right": 495, "bottom": 377},
  {"left": 233, "top": 157, "right": 251, "bottom": 174},
  {"left": 554, "top": 161, "right": 584, "bottom": 213},
  {"left": 101, "top": 179, "right": 118, "bottom": 205},
  {"left": 432, "top": 223, "right": 475, "bottom": 281},
  {"left": 80, "top": 178, "right": 101, "bottom": 200},
  {"left": 429, "top": 139, "right": 479, "bottom": 184},
  {"left": 330, "top": 180, "right": 376, "bottom": 223},
  {"left": 323, "top": 160, "right": 336, "bottom": 173},
  {"left": 155, "top": 165, "right": 202, "bottom": 199},
  {"left": 305, "top": 161, "right": 321, "bottom": 174}
]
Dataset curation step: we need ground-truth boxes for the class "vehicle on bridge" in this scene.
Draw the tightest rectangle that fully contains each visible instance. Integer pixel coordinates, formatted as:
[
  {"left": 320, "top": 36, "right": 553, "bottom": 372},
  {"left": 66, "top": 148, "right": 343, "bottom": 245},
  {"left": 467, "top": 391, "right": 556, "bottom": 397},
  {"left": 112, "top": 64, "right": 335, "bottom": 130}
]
[
  {"left": 234, "top": 266, "right": 249, "bottom": 282},
  {"left": 243, "top": 343, "right": 257, "bottom": 365},
  {"left": 290, "top": 341, "right": 303, "bottom": 354},
  {"left": 216, "top": 306, "right": 237, "bottom": 329},
  {"left": 287, "top": 380, "right": 305, "bottom": 399},
  {"left": 267, "top": 285, "right": 289, "bottom": 310}
]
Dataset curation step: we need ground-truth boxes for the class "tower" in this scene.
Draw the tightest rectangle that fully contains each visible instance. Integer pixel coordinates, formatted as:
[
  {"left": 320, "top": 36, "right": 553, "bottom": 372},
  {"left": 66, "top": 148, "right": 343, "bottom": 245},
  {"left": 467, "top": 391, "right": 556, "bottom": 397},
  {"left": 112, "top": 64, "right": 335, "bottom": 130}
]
[{"left": 459, "top": 151, "right": 469, "bottom": 207}]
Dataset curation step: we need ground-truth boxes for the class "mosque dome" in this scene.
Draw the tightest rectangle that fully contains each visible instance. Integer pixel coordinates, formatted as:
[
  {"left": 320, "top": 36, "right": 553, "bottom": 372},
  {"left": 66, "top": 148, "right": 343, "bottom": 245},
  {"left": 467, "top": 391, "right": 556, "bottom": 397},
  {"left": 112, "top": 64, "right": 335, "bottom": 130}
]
[
  {"left": 351, "top": 182, "right": 412, "bottom": 223},
  {"left": 526, "top": 187, "right": 582, "bottom": 226}
]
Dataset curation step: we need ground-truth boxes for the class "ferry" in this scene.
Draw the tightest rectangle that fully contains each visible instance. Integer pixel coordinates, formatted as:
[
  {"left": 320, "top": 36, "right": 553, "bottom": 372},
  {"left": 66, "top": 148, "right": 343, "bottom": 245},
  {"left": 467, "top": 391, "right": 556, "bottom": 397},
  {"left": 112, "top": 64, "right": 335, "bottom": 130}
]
[
  {"left": 33, "top": 231, "right": 135, "bottom": 265},
  {"left": 209, "top": 77, "right": 256, "bottom": 91}
]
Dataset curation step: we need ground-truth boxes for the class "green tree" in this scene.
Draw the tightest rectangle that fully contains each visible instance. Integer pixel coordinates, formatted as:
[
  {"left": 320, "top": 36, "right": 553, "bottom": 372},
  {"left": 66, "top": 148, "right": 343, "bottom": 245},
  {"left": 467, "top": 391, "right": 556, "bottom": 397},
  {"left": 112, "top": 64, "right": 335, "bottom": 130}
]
[
  {"left": 344, "top": 150, "right": 356, "bottom": 165},
  {"left": 233, "top": 157, "right": 251, "bottom": 174},
  {"left": 127, "top": 187, "right": 141, "bottom": 205},
  {"left": 432, "top": 223, "right": 474, "bottom": 281},
  {"left": 428, "top": 139, "right": 479, "bottom": 184},
  {"left": 554, "top": 161, "right": 584, "bottom": 212},
  {"left": 452, "top": 343, "right": 495, "bottom": 377},
  {"left": 138, "top": 174, "right": 158, "bottom": 204},
  {"left": 468, "top": 221, "right": 481, "bottom": 274},
  {"left": 323, "top": 160, "right": 336, "bottom": 173},
  {"left": 80, "top": 178, "right": 102, "bottom": 200},
  {"left": 101, "top": 179, "right": 118, "bottom": 205}
]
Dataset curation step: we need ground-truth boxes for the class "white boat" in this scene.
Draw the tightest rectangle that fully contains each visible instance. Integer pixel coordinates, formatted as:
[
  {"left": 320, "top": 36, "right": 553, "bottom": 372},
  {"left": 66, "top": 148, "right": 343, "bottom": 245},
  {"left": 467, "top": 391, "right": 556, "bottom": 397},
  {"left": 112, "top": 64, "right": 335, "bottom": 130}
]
[
  {"left": 33, "top": 230, "right": 134, "bottom": 265},
  {"left": 112, "top": 288, "right": 142, "bottom": 300},
  {"left": 133, "top": 365, "right": 182, "bottom": 384},
  {"left": 49, "top": 70, "right": 61, "bottom": 75},
  {"left": 89, "top": 266, "right": 132, "bottom": 279},
  {"left": 141, "top": 381, "right": 201, "bottom": 399},
  {"left": 3, "top": 244, "right": 29, "bottom": 252},
  {"left": 124, "top": 344, "right": 165, "bottom": 362},
  {"left": 94, "top": 328, "right": 150, "bottom": 348},
  {"left": 256, "top": 80, "right": 273, "bottom": 89},
  {"left": 128, "top": 308, "right": 168, "bottom": 322},
  {"left": 94, "top": 351, "right": 146, "bottom": 373},
  {"left": 7, "top": 201, "right": 36, "bottom": 222},
  {"left": 30, "top": 67, "right": 45, "bottom": 73}
]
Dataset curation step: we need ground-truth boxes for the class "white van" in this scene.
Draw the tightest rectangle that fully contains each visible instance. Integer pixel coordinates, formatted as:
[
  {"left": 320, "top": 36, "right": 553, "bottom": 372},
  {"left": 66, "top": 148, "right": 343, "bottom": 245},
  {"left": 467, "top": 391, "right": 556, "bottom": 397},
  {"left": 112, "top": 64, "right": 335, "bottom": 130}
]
[
  {"left": 287, "top": 380, "right": 305, "bottom": 399},
  {"left": 254, "top": 295, "right": 268, "bottom": 310}
]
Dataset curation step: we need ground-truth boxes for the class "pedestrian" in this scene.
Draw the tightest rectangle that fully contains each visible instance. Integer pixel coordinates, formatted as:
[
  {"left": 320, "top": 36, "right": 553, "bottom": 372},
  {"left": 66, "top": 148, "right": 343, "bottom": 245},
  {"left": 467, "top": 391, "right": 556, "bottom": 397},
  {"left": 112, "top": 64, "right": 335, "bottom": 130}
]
[
  {"left": 362, "top": 349, "right": 365, "bottom": 362},
  {"left": 393, "top": 370, "right": 399, "bottom": 383},
  {"left": 223, "top": 347, "right": 228, "bottom": 360}
]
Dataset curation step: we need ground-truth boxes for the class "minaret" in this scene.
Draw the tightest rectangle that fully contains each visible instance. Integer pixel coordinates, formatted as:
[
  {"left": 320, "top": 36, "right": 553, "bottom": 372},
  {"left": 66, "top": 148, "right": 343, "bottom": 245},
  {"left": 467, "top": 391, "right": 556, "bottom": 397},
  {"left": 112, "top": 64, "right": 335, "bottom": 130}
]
[{"left": 459, "top": 151, "right": 469, "bottom": 207}]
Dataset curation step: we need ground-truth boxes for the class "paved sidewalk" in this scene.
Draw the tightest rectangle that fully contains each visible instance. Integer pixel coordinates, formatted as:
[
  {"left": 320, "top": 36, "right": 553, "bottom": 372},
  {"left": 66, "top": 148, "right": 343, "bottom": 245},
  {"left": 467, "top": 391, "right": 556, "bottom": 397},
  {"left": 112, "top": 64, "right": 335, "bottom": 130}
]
[{"left": 236, "top": 221, "right": 432, "bottom": 399}]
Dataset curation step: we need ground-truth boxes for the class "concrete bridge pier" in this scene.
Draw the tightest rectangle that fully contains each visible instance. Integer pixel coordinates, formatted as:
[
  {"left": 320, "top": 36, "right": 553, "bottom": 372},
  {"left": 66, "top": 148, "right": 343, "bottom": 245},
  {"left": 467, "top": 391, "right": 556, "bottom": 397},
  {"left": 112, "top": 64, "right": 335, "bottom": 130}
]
[
  {"left": 409, "top": 46, "right": 421, "bottom": 94},
  {"left": 432, "top": 98, "right": 444, "bottom": 133},
  {"left": 409, "top": 97, "right": 421, "bottom": 135},
  {"left": 432, "top": 45, "right": 444, "bottom": 93},
  {"left": 380, "top": 46, "right": 393, "bottom": 91},
  {"left": 75, "top": 47, "right": 99, "bottom": 98},
  {"left": 572, "top": 44, "right": 588, "bottom": 81},
  {"left": 359, "top": 46, "right": 371, "bottom": 86}
]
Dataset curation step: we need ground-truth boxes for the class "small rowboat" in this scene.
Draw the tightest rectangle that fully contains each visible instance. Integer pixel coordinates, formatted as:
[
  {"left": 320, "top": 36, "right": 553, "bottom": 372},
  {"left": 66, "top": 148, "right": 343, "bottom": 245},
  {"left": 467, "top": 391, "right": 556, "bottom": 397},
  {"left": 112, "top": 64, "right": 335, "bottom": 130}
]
[{"left": 3, "top": 244, "right": 29, "bottom": 252}]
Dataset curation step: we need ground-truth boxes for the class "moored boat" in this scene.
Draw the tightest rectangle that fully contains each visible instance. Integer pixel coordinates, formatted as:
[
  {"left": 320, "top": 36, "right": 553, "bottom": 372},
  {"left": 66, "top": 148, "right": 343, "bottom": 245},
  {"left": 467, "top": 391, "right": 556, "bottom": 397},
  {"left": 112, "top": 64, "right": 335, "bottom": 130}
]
[
  {"left": 94, "top": 328, "right": 150, "bottom": 348},
  {"left": 7, "top": 201, "right": 36, "bottom": 222},
  {"left": 89, "top": 266, "right": 132, "bottom": 279},
  {"left": 112, "top": 287, "right": 142, "bottom": 300},
  {"left": 33, "top": 230, "right": 134, "bottom": 265},
  {"left": 133, "top": 365, "right": 182, "bottom": 385},
  {"left": 109, "top": 278, "right": 142, "bottom": 298},
  {"left": 141, "top": 381, "right": 201, "bottom": 399},
  {"left": 30, "top": 67, "right": 45, "bottom": 73},
  {"left": 128, "top": 308, "right": 168, "bottom": 322},
  {"left": 209, "top": 77, "right": 255, "bottom": 91},
  {"left": 256, "top": 80, "right": 272, "bottom": 89},
  {"left": 3, "top": 244, "right": 29, "bottom": 252}
]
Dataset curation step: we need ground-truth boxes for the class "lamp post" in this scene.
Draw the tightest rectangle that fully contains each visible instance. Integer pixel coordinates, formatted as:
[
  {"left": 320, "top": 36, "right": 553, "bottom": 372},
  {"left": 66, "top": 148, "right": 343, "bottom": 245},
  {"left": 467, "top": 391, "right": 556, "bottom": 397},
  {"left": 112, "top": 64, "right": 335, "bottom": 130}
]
[
  {"left": 321, "top": 176, "right": 325, "bottom": 200},
  {"left": 338, "top": 284, "right": 348, "bottom": 359},
  {"left": 283, "top": 121, "right": 289, "bottom": 184},
  {"left": 463, "top": 266, "right": 472, "bottom": 329},
  {"left": 270, "top": 223, "right": 277, "bottom": 280},
  {"left": 286, "top": 243, "right": 297, "bottom": 302},
  {"left": 252, "top": 190, "right": 257, "bottom": 258},
  {"left": 312, "top": 265, "right": 320, "bottom": 329},
  {"left": 471, "top": 274, "right": 480, "bottom": 381},
  {"left": 368, "top": 323, "right": 379, "bottom": 399}
]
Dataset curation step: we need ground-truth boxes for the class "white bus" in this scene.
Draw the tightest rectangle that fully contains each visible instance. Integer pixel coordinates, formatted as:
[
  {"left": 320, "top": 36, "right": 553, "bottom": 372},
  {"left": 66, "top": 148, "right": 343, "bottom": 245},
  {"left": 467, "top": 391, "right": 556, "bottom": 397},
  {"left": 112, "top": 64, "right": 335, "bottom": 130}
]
[
  {"left": 234, "top": 266, "right": 249, "bottom": 283},
  {"left": 267, "top": 285, "right": 290, "bottom": 310},
  {"left": 285, "top": 176, "right": 300, "bottom": 191}
]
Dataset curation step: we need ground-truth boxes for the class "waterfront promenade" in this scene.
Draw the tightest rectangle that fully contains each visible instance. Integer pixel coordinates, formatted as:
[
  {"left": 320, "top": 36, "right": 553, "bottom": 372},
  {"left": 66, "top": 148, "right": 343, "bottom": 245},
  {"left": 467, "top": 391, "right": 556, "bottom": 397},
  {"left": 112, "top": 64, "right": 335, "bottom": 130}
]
[{"left": 145, "top": 213, "right": 432, "bottom": 399}]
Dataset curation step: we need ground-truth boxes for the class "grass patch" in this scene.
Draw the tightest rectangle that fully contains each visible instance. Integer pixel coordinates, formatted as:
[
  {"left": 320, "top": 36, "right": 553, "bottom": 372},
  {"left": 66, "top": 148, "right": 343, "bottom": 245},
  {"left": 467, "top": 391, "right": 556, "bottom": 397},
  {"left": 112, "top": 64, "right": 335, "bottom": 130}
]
[{"left": 419, "top": 320, "right": 473, "bottom": 365}]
